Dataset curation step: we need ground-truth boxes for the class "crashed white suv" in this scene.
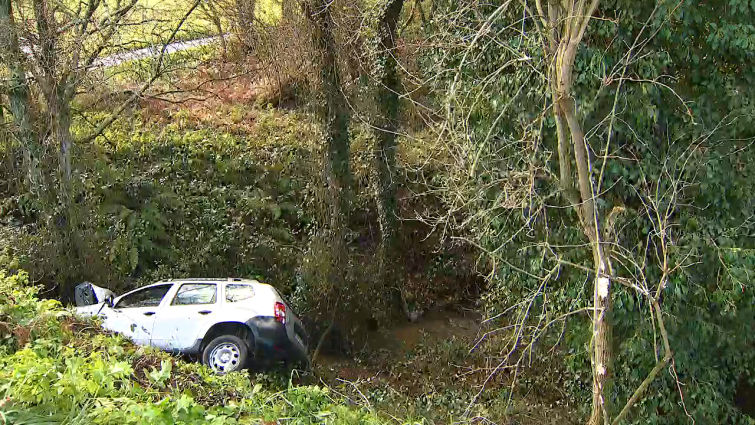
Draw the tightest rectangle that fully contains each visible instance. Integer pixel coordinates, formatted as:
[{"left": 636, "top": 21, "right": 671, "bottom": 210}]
[{"left": 75, "top": 279, "right": 308, "bottom": 373}]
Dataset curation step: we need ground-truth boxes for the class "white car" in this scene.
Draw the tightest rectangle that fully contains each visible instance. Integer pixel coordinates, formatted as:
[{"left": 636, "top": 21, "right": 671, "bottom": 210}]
[{"left": 75, "top": 279, "right": 309, "bottom": 373}]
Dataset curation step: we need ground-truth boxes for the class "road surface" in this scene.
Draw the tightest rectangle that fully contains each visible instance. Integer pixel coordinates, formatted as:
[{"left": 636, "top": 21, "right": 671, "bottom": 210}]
[
  {"left": 92, "top": 36, "right": 223, "bottom": 68},
  {"left": 19, "top": 35, "right": 223, "bottom": 69}
]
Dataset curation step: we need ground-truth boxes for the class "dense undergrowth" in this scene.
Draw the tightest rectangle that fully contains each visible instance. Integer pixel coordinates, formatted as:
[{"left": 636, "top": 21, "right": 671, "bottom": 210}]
[
  {"left": 0, "top": 266, "right": 540, "bottom": 424},
  {"left": 4, "top": 0, "right": 753, "bottom": 421},
  {"left": 0, "top": 268, "right": 395, "bottom": 424},
  {"left": 0, "top": 96, "right": 477, "bottom": 339}
]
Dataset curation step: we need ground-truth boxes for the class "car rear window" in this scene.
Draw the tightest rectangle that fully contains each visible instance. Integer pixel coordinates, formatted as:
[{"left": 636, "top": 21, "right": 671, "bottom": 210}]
[{"left": 226, "top": 284, "right": 255, "bottom": 302}]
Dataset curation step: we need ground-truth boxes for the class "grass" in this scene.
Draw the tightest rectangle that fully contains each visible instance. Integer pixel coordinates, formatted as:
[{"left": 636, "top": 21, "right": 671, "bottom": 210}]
[
  {"left": 110, "top": 0, "right": 283, "bottom": 49},
  {"left": 9, "top": 0, "right": 282, "bottom": 61}
]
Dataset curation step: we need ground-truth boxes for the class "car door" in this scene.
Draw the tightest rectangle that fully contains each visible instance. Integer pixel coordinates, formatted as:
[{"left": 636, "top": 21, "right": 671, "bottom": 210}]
[
  {"left": 101, "top": 284, "right": 174, "bottom": 345},
  {"left": 150, "top": 282, "right": 219, "bottom": 351}
]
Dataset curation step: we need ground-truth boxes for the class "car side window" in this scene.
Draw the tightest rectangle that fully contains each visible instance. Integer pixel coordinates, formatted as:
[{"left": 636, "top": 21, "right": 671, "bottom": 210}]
[
  {"left": 226, "top": 284, "right": 255, "bottom": 302},
  {"left": 171, "top": 283, "right": 217, "bottom": 306},
  {"left": 116, "top": 284, "right": 172, "bottom": 309}
]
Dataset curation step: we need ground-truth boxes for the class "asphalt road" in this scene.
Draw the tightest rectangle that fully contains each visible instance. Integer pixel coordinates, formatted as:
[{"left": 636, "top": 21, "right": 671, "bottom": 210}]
[{"left": 19, "top": 35, "right": 223, "bottom": 69}]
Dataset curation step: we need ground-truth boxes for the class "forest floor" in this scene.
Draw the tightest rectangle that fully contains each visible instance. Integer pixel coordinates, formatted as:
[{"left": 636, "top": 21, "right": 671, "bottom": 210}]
[{"left": 311, "top": 307, "right": 579, "bottom": 424}]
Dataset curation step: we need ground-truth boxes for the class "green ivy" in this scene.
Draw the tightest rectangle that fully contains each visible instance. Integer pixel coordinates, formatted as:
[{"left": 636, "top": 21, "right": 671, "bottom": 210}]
[{"left": 423, "top": 0, "right": 755, "bottom": 422}]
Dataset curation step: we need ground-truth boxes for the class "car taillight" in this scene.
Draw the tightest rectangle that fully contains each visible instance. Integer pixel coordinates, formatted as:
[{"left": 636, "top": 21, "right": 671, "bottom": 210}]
[{"left": 274, "top": 302, "right": 286, "bottom": 324}]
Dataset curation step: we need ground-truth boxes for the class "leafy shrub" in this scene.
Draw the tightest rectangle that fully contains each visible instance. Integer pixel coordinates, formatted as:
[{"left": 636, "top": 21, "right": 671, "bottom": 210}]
[{"left": 0, "top": 270, "right": 62, "bottom": 351}]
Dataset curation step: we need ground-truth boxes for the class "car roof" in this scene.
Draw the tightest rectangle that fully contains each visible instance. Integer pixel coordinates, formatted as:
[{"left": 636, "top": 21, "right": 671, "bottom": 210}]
[
  {"left": 116, "top": 278, "right": 271, "bottom": 299},
  {"left": 154, "top": 278, "right": 272, "bottom": 288},
  {"left": 162, "top": 278, "right": 263, "bottom": 284}
]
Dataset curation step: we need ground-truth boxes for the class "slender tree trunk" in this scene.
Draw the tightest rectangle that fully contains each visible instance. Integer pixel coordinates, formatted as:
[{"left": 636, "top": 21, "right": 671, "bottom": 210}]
[
  {"left": 216, "top": 21, "right": 227, "bottom": 59},
  {"left": 415, "top": 0, "right": 425, "bottom": 28},
  {"left": 315, "top": 1, "right": 350, "bottom": 268},
  {"left": 282, "top": 0, "right": 294, "bottom": 22},
  {"left": 560, "top": 93, "right": 612, "bottom": 424},
  {"left": 0, "top": 0, "right": 41, "bottom": 189},
  {"left": 204, "top": 1, "right": 227, "bottom": 58},
  {"left": 236, "top": 0, "right": 257, "bottom": 48},
  {"left": 557, "top": 87, "right": 613, "bottom": 425},
  {"left": 544, "top": 0, "right": 606, "bottom": 422},
  {"left": 32, "top": 0, "right": 75, "bottom": 186},
  {"left": 52, "top": 90, "right": 74, "bottom": 184},
  {"left": 371, "top": 0, "right": 406, "bottom": 319}
]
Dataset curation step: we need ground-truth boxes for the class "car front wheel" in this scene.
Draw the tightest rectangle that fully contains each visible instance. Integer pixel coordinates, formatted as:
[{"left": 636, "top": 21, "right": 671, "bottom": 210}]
[{"left": 202, "top": 335, "right": 248, "bottom": 374}]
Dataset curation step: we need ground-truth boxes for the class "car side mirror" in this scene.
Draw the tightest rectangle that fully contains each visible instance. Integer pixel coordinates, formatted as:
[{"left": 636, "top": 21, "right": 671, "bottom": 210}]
[{"left": 104, "top": 295, "right": 114, "bottom": 308}]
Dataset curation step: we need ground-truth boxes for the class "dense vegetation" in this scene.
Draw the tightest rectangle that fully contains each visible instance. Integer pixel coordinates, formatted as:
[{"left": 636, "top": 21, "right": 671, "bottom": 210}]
[
  {"left": 426, "top": 0, "right": 755, "bottom": 423},
  {"left": 1, "top": 0, "right": 754, "bottom": 423},
  {"left": 0, "top": 269, "right": 392, "bottom": 424}
]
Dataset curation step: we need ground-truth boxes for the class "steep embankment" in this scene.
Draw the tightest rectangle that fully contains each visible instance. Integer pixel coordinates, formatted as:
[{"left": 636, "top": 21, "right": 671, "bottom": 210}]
[{"left": 0, "top": 269, "right": 392, "bottom": 424}]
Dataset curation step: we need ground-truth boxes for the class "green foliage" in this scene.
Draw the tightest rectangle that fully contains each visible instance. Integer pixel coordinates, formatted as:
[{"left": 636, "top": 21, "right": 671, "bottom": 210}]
[
  {"left": 1, "top": 110, "right": 320, "bottom": 294},
  {"left": 0, "top": 270, "right": 62, "bottom": 350},
  {"left": 424, "top": 0, "right": 755, "bottom": 422},
  {"left": 0, "top": 268, "right": 396, "bottom": 424}
]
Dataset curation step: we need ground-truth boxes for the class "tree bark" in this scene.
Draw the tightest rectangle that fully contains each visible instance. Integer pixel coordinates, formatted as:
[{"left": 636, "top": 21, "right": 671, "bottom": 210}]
[
  {"left": 545, "top": 1, "right": 607, "bottom": 423},
  {"left": 304, "top": 0, "right": 351, "bottom": 303},
  {"left": 31, "top": 0, "right": 76, "bottom": 185},
  {"left": 52, "top": 92, "right": 74, "bottom": 183},
  {"left": 236, "top": 0, "right": 257, "bottom": 48},
  {"left": 203, "top": 1, "right": 227, "bottom": 58},
  {"left": 371, "top": 0, "right": 406, "bottom": 319},
  {"left": 282, "top": 0, "right": 293, "bottom": 22},
  {"left": 557, "top": 82, "right": 612, "bottom": 425},
  {"left": 0, "top": 0, "right": 41, "bottom": 189}
]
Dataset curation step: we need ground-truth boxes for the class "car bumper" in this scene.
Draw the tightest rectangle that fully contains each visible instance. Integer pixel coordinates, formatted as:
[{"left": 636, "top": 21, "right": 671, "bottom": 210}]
[{"left": 245, "top": 317, "right": 308, "bottom": 364}]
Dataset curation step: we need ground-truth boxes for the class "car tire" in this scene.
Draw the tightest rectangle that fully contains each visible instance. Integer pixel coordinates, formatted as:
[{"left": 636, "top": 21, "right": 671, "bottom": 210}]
[{"left": 202, "top": 335, "right": 249, "bottom": 374}]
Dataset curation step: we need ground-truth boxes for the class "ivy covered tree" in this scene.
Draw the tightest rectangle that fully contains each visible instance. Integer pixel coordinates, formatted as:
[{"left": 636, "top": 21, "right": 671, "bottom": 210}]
[
  {"left": 366, "top": 0, "right": 408, "bottom": 320},
  {"left": 300, "top": 0, "right": 353, "bottom": 361},
  {"left": 423, "top": 0, "right": 755, "bottom": 422}
]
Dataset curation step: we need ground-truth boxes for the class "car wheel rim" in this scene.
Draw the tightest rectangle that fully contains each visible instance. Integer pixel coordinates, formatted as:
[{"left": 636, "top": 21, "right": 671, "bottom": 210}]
[{"left": 209, "top": 342, "right": 241, "bottom": 373}]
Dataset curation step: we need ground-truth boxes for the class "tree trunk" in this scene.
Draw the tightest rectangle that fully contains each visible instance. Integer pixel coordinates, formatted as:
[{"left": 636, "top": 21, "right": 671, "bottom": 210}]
[
  {"left": 305, "top": 0, "right": 351, "bottom": 300},
  {"left": 558, "top": 92, "right": 610, "bottom": 424},
  {"left": 50, "top": 86, "right": 74, "bottom": 185},
  {"left": 204, "top": 1, "right": 227, "bottom": 58},
  {"left": 545, "top": 0, "right": 606, "bottom": 422},
  {"left": 236, "top": 0, "right": 257, "bottom": 48},
  {"left": 0, "top": 0, "right": 41, "bottom": 189},
  {"left": 282, "top": 0, "right": 294, "bottom": 22},
  {"left": 557, "top": 86, "right": 612, "bottom": 425},
  {"left": 371, "top": 0, "right": 406, "bottom": 319},
  {"left": 216, "top": 22, "right": 227, "bottom": 59}
]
